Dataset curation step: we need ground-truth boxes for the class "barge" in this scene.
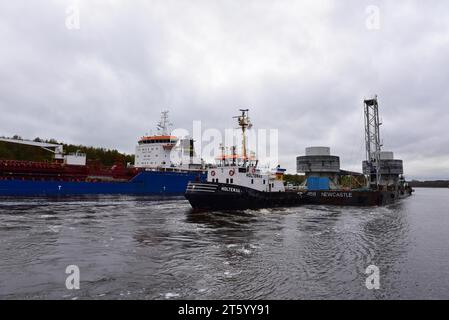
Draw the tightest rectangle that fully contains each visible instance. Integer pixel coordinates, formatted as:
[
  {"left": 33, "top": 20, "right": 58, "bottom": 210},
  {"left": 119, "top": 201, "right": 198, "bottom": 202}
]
[{"left": 296, "top": 97, "right": 413, "bottom": 206}]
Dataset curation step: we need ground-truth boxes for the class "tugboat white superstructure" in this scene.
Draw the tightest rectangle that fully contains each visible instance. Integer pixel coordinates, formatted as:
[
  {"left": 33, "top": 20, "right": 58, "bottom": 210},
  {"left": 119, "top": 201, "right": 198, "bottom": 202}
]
[{"left": 185, "top": 109, "right": 304, "bottom": 211}]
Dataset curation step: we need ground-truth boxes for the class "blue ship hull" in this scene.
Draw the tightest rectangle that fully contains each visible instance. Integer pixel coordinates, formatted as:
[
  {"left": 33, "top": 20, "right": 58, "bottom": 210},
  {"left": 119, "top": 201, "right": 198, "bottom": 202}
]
[{"left": 0, "top": 170, "right": 206, "bottom": 197}]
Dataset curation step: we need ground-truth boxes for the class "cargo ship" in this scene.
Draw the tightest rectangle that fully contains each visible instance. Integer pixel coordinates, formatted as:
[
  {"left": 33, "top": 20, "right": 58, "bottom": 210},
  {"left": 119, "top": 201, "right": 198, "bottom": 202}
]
[
  {"left": 185, "top": 109, "right": 306, "bottom": 211},
  {"left": 0, "top": 111, "right": 206, "bottom": 197}
]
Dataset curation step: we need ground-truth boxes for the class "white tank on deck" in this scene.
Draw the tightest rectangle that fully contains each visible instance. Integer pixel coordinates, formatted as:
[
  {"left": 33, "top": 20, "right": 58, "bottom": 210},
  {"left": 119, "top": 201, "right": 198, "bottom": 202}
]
[
  {"left": 64, "top": 153, "right": 86, "bottom": 166},
  {"left": 306, "top": 147, "right": 331, "bottom": 156},
  {"left": 380, "top": 151, "right": 394, "bottom": 160},
  {"left": 370, "top": 151, "right": 395, "bottom": 160},
  {"left": 297, "top": 147, "right": 340, "bottom": 174},
  {"left": 363, "top": 150, "right": 404, "bottom": 178}
]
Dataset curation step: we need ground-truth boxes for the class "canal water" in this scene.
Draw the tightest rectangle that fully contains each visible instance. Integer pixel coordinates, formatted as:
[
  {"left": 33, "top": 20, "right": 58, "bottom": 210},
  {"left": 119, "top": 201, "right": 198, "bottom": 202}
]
[{"left": 0, "top": 188, "right": 448, "bottom": 299}]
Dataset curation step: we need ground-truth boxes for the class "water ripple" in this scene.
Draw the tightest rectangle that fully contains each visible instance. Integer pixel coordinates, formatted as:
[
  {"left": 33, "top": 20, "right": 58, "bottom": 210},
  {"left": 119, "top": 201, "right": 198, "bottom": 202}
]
[{"left": 1, "top": 190, "right": 449, "bottom": 299}]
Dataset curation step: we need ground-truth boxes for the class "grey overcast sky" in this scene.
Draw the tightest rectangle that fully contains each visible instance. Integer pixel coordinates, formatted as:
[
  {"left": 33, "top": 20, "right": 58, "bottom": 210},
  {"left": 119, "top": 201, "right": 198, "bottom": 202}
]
[{"left": 1, "top": 0, "right": 448, "bottom": 179}]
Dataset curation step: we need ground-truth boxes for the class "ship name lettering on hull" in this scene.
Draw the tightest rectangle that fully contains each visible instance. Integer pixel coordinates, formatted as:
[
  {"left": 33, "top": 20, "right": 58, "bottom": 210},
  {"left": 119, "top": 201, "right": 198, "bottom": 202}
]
[{"left": 221, "top": 187, "right": 241, "bottom": 193}]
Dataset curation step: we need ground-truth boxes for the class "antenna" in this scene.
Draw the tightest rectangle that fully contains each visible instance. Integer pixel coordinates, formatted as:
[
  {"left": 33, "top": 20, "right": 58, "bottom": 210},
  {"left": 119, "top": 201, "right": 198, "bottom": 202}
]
[
  {"left": 219, "top": 143, "right": 225, "bottom": 166},
  {"left": 157, "top": 110, "right": 173, "bottom": 136},
  {"left": 231, "top": 145, "right": 237, "bottom": 166},
  {"left": 233, "top": 109, "right": 251, "bottom": 163}
]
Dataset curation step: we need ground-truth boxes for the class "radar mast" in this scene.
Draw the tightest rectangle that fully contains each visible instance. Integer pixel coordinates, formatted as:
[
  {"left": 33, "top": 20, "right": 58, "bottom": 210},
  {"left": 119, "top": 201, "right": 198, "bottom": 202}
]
[
  {"left": 233, "top": 109, "right": 252, "bottom": 165},
  {"left": 157, "top": 110, "right": 172, "bottom": 136}
]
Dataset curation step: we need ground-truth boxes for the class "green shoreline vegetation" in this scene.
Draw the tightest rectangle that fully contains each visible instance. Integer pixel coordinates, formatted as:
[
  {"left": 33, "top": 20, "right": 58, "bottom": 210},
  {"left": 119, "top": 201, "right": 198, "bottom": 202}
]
[
  {"left": 283, "top": 175, "right": 449, "bottom": 189},
  {"left": 0, "top": 135, "right": 134, "bottom": 167},
  {"left": 408, "top": 180, "right": 449, "bottom": 188}
]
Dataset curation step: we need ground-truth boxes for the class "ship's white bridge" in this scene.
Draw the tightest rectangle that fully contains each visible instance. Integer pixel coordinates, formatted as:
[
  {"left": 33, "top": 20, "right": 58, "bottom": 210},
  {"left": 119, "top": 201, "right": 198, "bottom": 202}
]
[
  {"left": 134, "top": 111, "right": 202, "bottom": 169},
  {"left": 135, "top": 135, "right": 178, "bottom": 168}
]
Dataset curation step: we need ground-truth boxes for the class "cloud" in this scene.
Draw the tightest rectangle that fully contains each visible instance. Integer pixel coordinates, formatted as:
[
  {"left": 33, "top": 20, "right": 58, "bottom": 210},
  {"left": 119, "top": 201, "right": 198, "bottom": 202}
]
[{"left": 0, "top": 0, "right": 448, "bottom": 179}]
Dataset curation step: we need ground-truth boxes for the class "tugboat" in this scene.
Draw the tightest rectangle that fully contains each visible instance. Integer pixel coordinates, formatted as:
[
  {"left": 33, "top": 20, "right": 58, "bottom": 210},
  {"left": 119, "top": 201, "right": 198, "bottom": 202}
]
[{"left": 185, "top": 109, "right": 305, "bottom": 211}]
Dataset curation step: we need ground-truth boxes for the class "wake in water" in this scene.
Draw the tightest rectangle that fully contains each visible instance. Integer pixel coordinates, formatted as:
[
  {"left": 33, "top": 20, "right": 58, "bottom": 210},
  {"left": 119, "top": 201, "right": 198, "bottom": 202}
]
[{"left": 1, "top": 189, "right": 448, "bottom": 299}]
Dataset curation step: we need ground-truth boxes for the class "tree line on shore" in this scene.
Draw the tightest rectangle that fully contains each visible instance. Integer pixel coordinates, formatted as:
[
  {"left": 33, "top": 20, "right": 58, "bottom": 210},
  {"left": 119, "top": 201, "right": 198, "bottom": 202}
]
[
  {"left": 408, "top": 180, "right": 449, "bottom": 188},
  {"left": 0, "top": 136, "right": 134, "bottom": 166},
  {"left": 283, "top": 174, "right": 448, "bottom": 188}
]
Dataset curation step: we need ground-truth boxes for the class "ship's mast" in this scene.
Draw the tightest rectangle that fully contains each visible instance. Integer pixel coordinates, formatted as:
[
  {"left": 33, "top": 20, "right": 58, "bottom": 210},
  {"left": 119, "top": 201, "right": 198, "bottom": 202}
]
[
  {"left": 234, "top": 109, "right": 252, "bottom": 165},
  {"left": 231, "top": 145, "right": 237, "bottom": 166},
  {"left": 364, "top": 96, "right": 383, "bottom": 188},
  {"left": 219, "top": 143, "right": 225, "bottom": 166},
  {"left": 157, "top": 110, "right": 172, "bottom": 136}
]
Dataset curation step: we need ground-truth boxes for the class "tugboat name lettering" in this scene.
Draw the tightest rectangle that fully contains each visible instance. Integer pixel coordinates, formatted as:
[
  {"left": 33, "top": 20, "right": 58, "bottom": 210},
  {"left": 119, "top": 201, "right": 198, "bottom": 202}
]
[{"left": 221, "top": 187, "right": 241, "bottom": 193}]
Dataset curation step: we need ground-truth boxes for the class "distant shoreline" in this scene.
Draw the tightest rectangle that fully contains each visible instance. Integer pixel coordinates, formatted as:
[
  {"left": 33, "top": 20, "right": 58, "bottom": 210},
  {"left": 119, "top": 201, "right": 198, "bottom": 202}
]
[
  {"left": 409, "top": 181, "right": 449, "bottom": 188},
  {"left": 412, "top": 186, "right": 449, "bottom": 189}
]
